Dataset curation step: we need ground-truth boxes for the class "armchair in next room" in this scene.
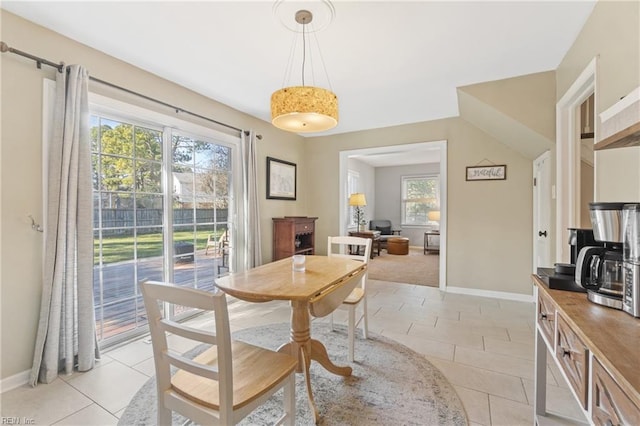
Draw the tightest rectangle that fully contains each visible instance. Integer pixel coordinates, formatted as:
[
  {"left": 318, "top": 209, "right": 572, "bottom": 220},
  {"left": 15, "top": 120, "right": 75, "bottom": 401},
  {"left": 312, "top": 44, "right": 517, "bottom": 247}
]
[{"left": 369, "top": 220, "right": 401, "bottom": 248}]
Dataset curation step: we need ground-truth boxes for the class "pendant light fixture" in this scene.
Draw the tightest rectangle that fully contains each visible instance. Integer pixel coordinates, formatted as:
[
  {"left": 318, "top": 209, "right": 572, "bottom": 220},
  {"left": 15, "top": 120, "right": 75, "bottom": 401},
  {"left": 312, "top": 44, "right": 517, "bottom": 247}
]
[{"left": 271, "top": 8, "right": 338, "bottom": 133}]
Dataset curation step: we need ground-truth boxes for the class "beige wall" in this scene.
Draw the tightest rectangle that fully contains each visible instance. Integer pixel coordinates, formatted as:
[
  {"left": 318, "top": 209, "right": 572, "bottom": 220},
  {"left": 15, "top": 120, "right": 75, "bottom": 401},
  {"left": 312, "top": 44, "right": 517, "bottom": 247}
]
[
  {"left": 460, "top": 71, "right": 557, "bottom": 142},
  {"left": 306, "top": 118, "right": 533, "bottom": 295},
  {"left": 0, "top": 11, "right": 307, "bottom": 380},
  {"left": 556, "top": 0, "right": 640, "bottom": 202}
]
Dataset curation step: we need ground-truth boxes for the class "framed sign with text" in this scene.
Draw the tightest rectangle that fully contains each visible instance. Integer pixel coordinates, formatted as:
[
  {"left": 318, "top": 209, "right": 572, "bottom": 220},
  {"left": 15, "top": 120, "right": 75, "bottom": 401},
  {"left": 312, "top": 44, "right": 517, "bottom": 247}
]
[{"left": 466, "top": 165, "right": 507, "bottom": 181}]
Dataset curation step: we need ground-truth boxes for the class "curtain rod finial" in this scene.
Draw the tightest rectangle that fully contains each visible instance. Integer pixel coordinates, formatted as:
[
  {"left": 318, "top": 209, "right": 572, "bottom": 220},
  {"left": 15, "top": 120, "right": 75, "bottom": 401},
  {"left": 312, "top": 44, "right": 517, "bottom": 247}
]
[{"left": 0, "top": 42, "right": 9, "bottom": 53}]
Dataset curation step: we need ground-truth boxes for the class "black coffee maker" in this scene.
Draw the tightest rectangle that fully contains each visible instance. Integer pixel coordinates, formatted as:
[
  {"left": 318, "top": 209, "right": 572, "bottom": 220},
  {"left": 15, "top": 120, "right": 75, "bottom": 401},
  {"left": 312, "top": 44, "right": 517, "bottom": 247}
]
[
  {"left": 538, "top": 228, "right": 601, "bottom": 292},
  {"left": 567, "top": 228, "right": 601, "bottom": 274}
]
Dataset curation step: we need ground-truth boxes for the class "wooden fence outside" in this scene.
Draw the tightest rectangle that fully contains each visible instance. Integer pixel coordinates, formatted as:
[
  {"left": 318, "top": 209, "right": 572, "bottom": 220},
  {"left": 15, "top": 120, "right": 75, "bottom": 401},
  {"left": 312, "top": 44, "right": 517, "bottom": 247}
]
[{"left": 95, "top": 208, "right": 228, "bottom": 235}]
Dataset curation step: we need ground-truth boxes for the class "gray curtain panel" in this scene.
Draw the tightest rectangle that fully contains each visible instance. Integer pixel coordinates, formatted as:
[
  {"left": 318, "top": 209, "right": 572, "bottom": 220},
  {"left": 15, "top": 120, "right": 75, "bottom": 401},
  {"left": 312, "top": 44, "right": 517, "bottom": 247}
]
[
  {"left": 30, "top": 65, "right": 99, "bottom": 386},
  {"left": 242, "top": 131, "right": 262, "bottom": 269}
]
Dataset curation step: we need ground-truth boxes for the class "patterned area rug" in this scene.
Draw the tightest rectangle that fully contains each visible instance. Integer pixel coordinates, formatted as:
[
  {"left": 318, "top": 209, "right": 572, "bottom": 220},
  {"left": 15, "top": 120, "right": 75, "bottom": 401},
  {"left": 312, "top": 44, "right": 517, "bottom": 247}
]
[
  {"left": 368, "top": 247, "right": 439, "bottom": 287},
  {"left": 119, "top": 322, "right": 467, "bottom": 425}
]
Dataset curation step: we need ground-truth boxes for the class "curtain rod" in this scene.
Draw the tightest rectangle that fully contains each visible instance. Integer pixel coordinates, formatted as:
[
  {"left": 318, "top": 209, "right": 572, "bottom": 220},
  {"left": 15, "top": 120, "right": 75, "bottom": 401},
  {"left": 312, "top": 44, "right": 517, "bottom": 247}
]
[{"left": 1, "top": 41, "right": 260, "bottom": 137}]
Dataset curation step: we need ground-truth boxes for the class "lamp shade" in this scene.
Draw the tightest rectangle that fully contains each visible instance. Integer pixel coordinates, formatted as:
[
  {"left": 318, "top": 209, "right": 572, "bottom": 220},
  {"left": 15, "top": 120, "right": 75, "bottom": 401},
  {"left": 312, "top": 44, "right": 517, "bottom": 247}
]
[
  {"left": 349, "top": 193, "right": 367, "bottom": 207},
  {"left": 428, "top": 210, "right": 441, "bottom": 221},
  {"left": 271, "top": 86, "right": 338, "bottom": 133}
]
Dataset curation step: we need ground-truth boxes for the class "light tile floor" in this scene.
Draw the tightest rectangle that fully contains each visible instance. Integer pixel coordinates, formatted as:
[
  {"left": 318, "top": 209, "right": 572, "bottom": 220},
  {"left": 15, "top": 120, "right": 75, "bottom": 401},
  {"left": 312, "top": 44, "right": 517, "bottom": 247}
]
[{"left": 1, "top": 280, "right": 587, "bottom": 425}]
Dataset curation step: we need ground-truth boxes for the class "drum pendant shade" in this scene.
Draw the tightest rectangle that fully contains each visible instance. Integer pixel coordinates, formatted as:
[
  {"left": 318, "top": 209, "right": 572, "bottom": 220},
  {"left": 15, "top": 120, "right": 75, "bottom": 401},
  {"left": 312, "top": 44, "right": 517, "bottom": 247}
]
[{"left": 271, "top": 86, "right": 338, "bottom": 133}]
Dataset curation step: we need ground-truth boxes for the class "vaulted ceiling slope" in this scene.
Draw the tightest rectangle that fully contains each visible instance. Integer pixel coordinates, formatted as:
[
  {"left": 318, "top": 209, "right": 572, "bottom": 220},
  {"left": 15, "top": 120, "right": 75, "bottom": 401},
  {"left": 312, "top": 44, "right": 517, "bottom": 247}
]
[
  {"left": 1, "top": 1, "right": 596, "bottom": 137},
  {"left": 458, "top": 71, "right": 556, "bottom": 159}
]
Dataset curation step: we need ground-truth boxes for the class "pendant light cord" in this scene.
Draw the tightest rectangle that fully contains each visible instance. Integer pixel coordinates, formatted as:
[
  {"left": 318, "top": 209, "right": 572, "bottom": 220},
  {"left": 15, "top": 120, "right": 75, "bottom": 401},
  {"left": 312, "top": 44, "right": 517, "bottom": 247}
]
[
  {"left": 279, "top": 10, "right": 333, "bottom": 91},
  {"left": 301, "top": 15, "right": 307, "bottom": 86}
]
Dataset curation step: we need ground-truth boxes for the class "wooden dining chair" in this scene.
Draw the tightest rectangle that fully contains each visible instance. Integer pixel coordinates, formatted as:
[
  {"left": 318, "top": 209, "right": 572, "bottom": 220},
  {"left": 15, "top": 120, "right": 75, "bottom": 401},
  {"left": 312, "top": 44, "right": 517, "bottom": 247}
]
[
  {"left": 326, "top": 236, "right": 372, "bottom": 362},
  {"left": 140, "top": 280, "right": 297, "bottom": 425}
]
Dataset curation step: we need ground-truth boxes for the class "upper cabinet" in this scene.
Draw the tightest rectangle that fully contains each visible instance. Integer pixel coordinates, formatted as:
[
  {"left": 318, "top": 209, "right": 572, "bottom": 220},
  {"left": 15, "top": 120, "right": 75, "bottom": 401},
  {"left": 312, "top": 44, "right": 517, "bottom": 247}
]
[
  {"left": 596, "top": 87, "right": 640, "bottom": 150},
  {"left": 595, "top": 122, "right": 640, "bottom": 150}
]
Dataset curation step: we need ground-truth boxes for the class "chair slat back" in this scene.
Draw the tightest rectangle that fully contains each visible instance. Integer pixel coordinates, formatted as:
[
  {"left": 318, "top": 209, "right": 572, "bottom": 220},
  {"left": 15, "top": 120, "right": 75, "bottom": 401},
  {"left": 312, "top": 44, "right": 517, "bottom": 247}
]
[
  {"left": 327, "top": 236, "right": 371, "bottom": 300},
  {"left": 166, "top": 351, "right": 219, "bottom": 380},
  {"left": 160, "top": 319, "right": 217, "bottom": 345},
  {"left": 158, "top": 318, "right": 219, "bottom": 380},
  {"left": 327, "top": 236, "right": 372, "bottom": 263},
  {"left": 140, "top": 280, "right": 234, "bottom": 413}
]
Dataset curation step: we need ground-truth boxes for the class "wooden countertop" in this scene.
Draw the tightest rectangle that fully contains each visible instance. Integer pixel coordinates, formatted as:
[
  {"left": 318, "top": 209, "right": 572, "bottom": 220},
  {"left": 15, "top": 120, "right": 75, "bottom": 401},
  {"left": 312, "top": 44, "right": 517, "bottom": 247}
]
[{"left": 533, "top": 275, "right": 640, "bottom": 407}]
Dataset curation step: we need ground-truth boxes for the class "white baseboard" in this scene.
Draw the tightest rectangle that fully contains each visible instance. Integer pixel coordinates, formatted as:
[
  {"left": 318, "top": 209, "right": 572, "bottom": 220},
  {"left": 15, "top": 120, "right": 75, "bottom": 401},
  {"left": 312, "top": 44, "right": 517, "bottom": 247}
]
[
  {"left": 445, "top": 286, "right": 534, "bottom": 303},
  {"left": 1, "top": 369, "right": 30, "bottom": 393}
]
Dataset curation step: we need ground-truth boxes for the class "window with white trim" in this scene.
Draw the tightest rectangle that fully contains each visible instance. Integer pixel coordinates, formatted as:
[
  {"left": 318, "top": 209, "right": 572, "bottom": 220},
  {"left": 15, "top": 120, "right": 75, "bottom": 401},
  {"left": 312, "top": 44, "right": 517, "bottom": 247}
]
[
  {"left": 401, "top": 175, "right": 439, "bottom": 226},
  {"left": 347, "top": 170, "right": 360, "bottom": 227}
]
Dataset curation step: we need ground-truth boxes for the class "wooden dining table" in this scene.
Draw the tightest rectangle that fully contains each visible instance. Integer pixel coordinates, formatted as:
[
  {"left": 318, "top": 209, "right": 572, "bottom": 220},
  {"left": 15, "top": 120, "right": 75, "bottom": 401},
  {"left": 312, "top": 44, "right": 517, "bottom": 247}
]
[{"left": 215, "top": 255, "right": 367, "bottom": 423}]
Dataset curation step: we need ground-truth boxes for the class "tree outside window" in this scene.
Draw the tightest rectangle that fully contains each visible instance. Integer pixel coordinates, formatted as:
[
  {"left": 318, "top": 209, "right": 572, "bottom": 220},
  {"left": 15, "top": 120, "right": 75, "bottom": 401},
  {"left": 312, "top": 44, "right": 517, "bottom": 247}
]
[{"left": 402, "top": 175, "right": 439, "bottom": 225}]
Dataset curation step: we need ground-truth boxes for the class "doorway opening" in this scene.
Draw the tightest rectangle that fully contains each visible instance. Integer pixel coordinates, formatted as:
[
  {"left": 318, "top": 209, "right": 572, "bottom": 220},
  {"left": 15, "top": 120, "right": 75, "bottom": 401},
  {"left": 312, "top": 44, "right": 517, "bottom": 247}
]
[
  {"left": 556, "top": 57, "right": 597, "bottom": 263},
  {"left": 579, "top": 94, "right": 595, "bottom": 228},
  {"left": 338, "top": 141, "right": 447, "bottom": 290}
]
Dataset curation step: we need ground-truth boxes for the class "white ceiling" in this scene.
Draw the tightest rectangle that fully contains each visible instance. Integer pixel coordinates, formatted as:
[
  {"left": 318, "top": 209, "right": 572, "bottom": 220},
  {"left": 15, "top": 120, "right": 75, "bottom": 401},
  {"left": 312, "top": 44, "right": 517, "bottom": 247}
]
[{"left": 2, "top": 1, "right": 596, "bottom": 138}]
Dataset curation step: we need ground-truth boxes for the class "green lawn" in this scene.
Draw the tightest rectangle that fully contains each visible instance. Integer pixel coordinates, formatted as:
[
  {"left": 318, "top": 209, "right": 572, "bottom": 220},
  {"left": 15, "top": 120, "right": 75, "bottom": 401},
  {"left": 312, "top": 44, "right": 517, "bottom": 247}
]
[{"left": 95, "top": 230, "right": 224, "bottom": 264}]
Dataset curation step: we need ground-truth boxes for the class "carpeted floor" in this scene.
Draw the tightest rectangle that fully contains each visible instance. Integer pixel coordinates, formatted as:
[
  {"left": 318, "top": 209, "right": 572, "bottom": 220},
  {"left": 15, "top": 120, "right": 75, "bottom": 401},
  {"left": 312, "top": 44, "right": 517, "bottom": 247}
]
[
  {"left": 368, "top": 247, "right": 439, "bottom": 287},
  {"left": 119, "top": 322, "right": 467, "bottom": 426}
]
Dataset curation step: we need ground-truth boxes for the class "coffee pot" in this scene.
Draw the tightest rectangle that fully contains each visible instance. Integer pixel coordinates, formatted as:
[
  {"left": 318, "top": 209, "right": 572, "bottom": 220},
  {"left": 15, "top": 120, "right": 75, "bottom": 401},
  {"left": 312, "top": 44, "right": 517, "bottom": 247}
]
[
  {"left": 576, "top": 247, "right": 624, "bottom": 294},
  {"left": 575, "top": 202, "right": 626, "bottom": 309}
]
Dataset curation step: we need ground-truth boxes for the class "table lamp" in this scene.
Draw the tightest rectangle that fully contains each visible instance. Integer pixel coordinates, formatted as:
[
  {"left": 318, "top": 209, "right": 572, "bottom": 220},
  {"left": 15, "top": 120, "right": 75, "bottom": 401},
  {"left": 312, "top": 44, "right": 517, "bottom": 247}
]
[
  {"left": 349, "top": 193, "right": 367, "bottom": 230},
  {"left": 428, "top": 210, "right": 440, "bottom": 231}
]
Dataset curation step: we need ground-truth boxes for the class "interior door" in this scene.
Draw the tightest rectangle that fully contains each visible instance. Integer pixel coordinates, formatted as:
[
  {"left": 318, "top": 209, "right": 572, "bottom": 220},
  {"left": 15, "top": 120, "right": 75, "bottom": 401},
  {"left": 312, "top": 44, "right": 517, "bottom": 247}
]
[{"left": 534, "top": 151, "right": 552, "bottom": 270}]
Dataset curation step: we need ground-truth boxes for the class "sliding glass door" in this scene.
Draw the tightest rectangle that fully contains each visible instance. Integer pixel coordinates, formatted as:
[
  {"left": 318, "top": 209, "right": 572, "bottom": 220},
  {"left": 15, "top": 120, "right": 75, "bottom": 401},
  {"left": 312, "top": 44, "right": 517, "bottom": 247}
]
[
  {"left": 169, "top": 133, "right": 233, "bottom": 316},
  {"left": 90, "top": 108, "right": 239, "bottom": 346}
]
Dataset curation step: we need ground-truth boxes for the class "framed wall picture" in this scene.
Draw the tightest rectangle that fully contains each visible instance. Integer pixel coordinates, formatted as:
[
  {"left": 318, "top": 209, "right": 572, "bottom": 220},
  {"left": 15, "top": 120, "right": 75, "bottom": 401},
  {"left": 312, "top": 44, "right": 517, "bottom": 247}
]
[
  {"left": 267, "top": 157, "right": 297, "bottom": 200},
  {"left": 466, "top": 165, "right": 507, "bottom": 181}
]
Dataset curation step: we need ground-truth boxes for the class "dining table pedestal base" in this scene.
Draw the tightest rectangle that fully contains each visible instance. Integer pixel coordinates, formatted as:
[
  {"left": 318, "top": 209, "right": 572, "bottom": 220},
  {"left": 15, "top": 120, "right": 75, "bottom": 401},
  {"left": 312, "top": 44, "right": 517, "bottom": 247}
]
[{"left": 277, "top": 300, "right": 352, "bottom": 424}]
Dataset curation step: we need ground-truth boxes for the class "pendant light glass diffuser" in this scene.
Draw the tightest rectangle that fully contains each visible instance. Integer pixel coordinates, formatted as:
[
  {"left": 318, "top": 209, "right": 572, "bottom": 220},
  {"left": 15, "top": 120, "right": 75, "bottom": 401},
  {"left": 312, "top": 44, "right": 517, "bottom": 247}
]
[{"left": 271, "top": 9, "right": 338, "bottom": 133}]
